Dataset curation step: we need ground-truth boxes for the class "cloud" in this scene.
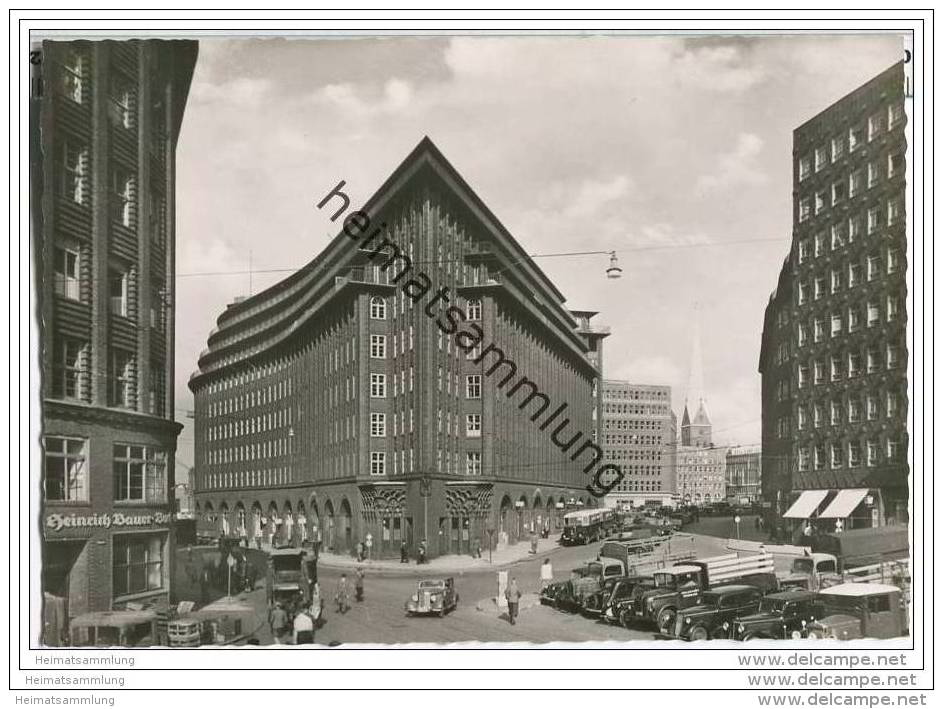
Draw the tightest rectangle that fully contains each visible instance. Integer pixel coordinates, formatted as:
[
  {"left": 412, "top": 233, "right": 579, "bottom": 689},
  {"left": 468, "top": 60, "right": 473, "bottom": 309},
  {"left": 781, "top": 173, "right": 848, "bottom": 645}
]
[
  {"left": 307, "top": 77, "right": 416, "bottom": 117},
  {"left": 562, "top": 175, "right": 635, "bottom": 219},
  {"left": 695, "top": 132, "right": 768, "bottom": 196},
  {"left": 190, "top": 77, "right": 272, "bottom": 108},
  {"left": 673, "top": 44, "right": 766, "bottom": 93}
]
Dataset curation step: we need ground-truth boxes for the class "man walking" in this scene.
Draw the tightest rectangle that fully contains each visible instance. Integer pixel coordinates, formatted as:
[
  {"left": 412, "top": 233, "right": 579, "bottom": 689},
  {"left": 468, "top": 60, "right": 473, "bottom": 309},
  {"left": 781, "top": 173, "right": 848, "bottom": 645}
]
[
  {"left": 354, "top": 568, "right": 365, "bottom": 603},
  {"left": 400, "top": 540, "right": 409, "bottom": 564},
  {"left": 505, "top": 577, "right": 522, "bottom": 625},
  {"left": 268, "top": 602, "right": 289, "bottom": 644},
  {"left": 539, "top": 558, "right": 553, "bottom": 591}
]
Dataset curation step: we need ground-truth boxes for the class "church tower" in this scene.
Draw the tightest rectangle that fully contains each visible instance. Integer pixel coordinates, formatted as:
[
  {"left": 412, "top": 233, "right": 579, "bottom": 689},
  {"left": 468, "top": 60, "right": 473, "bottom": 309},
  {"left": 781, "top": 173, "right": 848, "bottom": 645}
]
[{"left": 681, "top": 398, "right": 713, "bottom": 447}]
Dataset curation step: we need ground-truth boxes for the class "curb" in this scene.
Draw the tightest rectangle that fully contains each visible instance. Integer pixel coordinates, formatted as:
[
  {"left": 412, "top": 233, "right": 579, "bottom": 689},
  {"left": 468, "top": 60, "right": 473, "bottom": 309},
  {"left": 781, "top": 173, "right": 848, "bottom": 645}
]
[{"left": 317, "top": 546, "right": 567, "bottom": 576}]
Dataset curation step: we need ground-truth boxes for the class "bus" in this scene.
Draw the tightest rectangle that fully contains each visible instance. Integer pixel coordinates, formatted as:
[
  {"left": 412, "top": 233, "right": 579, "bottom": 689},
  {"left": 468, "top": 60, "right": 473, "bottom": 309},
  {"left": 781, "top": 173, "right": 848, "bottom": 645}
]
[{"left": 561, "top": 508, "right": 618, "bottom": 546}]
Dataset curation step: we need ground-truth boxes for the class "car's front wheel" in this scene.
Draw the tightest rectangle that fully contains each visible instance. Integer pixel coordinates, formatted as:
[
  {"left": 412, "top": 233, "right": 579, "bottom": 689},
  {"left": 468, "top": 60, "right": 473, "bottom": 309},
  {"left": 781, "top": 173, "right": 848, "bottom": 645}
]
[
  {"left": 620, "top": 609, "right": 634, "bottom": 629},
  {"left": 688, "top": 625, "right": 709, "bottom": 642},
  {"left": 657, "top": 607, "right": 677, "bottom": 634}
]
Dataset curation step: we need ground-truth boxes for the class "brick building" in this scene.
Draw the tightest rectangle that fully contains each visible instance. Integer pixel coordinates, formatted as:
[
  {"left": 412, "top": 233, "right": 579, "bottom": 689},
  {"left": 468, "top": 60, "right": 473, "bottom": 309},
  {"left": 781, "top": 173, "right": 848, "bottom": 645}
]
[
  {"left": 759, "top": 62, "right": 909, "bottom": 529},
  {"left": 725, "top": 444, "right": 762, "bottom": 504},
  {"left": 189, "top": 138, "right": 609, "bottom": 559},
  {"left": 35, "top": 40, "right": 197, "bottom": 643},
  {"left": 598, "top": 381, "right": 677, "bottom": 509},
  {"left": 676, "top": 400, "right": 727, "bottom": 504}
]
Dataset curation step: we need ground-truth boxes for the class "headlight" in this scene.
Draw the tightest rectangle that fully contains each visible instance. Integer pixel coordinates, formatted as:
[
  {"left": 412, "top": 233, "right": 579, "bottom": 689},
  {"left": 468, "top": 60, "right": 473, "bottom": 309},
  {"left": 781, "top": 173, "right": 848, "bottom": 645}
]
[
  {"left": 722, "top": 622, "right": 730, "bottom": 630},
  {"left": 646, "top": 598, "right": 655, "bottom": 610},
  {"left": 430, "top": 595, "right": 438, "bottom": 602},
  {"left": 411, "top": 595, "right": 418, "bottom": 602},
  {"left": 685, "top": 618, "right": 691, "bottom": 624},
  {"left": 737, "top": 624, "right": 745, "bottom": 633}
]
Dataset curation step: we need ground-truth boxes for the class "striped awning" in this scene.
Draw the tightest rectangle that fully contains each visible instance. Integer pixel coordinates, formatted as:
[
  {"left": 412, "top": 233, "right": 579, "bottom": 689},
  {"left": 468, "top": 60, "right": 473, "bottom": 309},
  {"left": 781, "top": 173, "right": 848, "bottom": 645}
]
[
  {"left": 782, "top": 489, "right": 830, "bottom": 519},
  {"left": 817, "top": 489, "right": 869, "bottom": 519}
]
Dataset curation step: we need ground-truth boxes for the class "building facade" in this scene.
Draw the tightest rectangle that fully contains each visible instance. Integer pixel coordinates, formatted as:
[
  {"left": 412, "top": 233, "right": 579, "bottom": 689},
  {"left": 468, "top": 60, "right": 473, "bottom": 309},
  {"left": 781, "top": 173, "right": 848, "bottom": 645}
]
[
  {"left": 599, "top": 381, "right": 677, "bottom": 509},
  {"left": 725, "top": 444, "right": 762, "bottom": 504},
  {"left": 760, "top": 62, "right": 909, "bottom": 529},
  {"left": 676, "top": 401, "right": 727, "bottom": 504},
  {"left": 189, "top": 138, "right": 609, "bottom": 559},
  {"left": 36, "top": 40, "right": 197, "bottom": 643}
]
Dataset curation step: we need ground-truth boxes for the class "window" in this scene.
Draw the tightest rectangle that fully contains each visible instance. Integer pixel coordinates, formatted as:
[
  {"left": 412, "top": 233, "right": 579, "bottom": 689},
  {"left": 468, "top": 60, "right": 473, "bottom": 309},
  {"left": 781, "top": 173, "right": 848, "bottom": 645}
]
[
  {"left": 798, "top": 239, "right": 810, "bottom": 263},
  {"left": 814, "top": 147, "right": 827, "bottom": 172},
  {"left": 888, "top": 152, "right": 904, "bottom": 178},
  {"left": 814, "top": 361, "right": 825, "bottom": 385},
  {"left": 369, "top": 296, "right": 387, "bottom": 320},
  {"left": 886, "top": 344, "right": 900, "bottom": 369},
  {"left": 848, "top": 440, "right": 861, "bottom": 468},
  {"left": 43, "top": 436, "right": 88, "bottom": 501},
  {"left": 848, "top": 216, "right": 862, "bottom": 243},
  {"left": 830, "top": 136, "right": 844, "bottom": 162},
  {"left": 849, "top": 125, "right": 864, "bottom": 151},
  {"left": 847, "top": 307, "right": 861, "bottom": 332},
  {"left": 848, "top": 262, "right": 862, "bottom": 288},
  {"left": 867, "top": 255, "right": 880, "bottom": 281},
  {"left": 466, "top": 413, "right": 481, "bottom": 437},
  {"left": 888, "top": 102, "right": 904, "bottom": 129},
  {"left": 867, "top": 440, "right": 878, "bottom": 467},
  {"left": 867, "top": 162, "right": 879, "bottom": 188},
  {"left": 108, "top": 349, "right": 135, "bottom": 408},
  {"left": 797, "top": 324, "right": 807, "bottom": 348},
  {"left": 370, "top": 335, "right": 386, "bottom": 359},
  {"left": 466, "top": 375, "right": 481, "bottom": 399},
  {"left": 868, "top": 206, "right": 880, "bottom": 234},
  {"left": 466, "top": 451, "right": 482, "bottom": 476},
  {"left": 848, "top": 397, "right": 861, "bottom": 422},
  {"left": 814, "top": 277, "right": 825, "bottom": 300},
  {"left": 814, "top": 233, "right": 825, "bottom": 257},
  {"left": 830, "top": 355, "right": 842, "bottom": 381},
  {"left": 797, "top": 407, "right": 807, "bottom": 431},
  {"left": 149, "top": 283, "right": 165, "bottom": 331},
  {"left": 799, "top": 156, "right": 811, "bottom": 181},
  {"left": 798, "top": 364, "right": 808, "bottom": 388},
  {"left": 108, "top": 72, "right": 135, "bottom": 129},
  {"left": 113, "top": 535, "right": 164, "bottom": 597},
  {"left": 798, "top": 447, "right": 810, "bottom": 471},
  {"left": 53, "top": 244, "right": 81, "bottom": 300},
  {"left": 370, "top": 373, "right": 386, "bottom": 398},
  {"left": 831, "top": 225, "right": 844, "bottom": 251},
  {"left": 813, "top": 318, "right": 825, "bottom": 343},
  {"left": 830, "top": 400, "right": 842, "bottom": 426},
  {"left": 113, "top": 444, "right": 166, "bottom": 502},
  {"left": 831, "top": 442, "right": 843, "bottom": 469},
  {"left": 798, "top": 198, "right": 811, "bottom": 222},
  {"left": 867, "top": 346, "right": 880, "bottom": 374},
  {"left": 148, "top": 361, "right": 165, "bottom": 415},
  {"left": 831, "top": 181, "right": 845, "bottom": 205},
  {"left": 831, "top": 313, "right": 842, "bottom": 337},
  {"left": 109, "top": 267, "right": 129, "bottom": 316},
  {"left": 370, "top": 452, "right": 386, "bottom": 476},
  {"left": 110, "top": 165, "right": 134, "bottom": 227},
  {"left": 58, "top": 140, "right": 88, "bottom": 205},
  {"left": 867, "top": 395, "right": 878, "bottom": 421},
  {"left": 868, "top": 113, "right": 884, "bottom": 141},
  {"left": 798, "top": 282, "right": 808, "bottom": 305},
  {"left": 846, "top": 172, "right": 862, "bottom": 202},
  {"left": 848, "top": 351, "right": 862, "bottom": 379},
  {"left": 866, "top": 302, "right": 879, "bottom": 328},
  {"left": 814, "top": 191, "right": 826, "bottom": 215},
  {"left": 52, "top": 336, "right": 86, "bottom": 400},
  {"left": 59, "top": 49, "right": 85, "bottom": 103},
  {"left": 814, "top": 444, "right": 826, "bottom": 471},
  {"left": 886, "top": 392, "right": 899, "bottom": 419},
  {"left": 887, "top": 199, "right": 903, "bottom": 226},
  {"left": 370, "top": 413, "right": 386, "bottom": 437},
  {"left": 467, "top": 298, "right": 482, "bottom": 320},
  {"left": 886, "top": 295, "right": 900, "bottom": 322},
  {"left": 831, "top": 269, "right": 841, "bottom": 293}
]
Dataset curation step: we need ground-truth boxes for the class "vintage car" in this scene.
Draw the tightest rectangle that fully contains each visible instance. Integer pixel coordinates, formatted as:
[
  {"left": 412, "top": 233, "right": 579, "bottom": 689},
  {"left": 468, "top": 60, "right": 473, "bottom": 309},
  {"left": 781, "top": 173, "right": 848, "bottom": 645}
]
[
  {"left": 602, "top": 576, "right": 653, "bottom": 625},
  {"left": 540, "top": 580, "right": 567, "bottom": 606},
  {"left": 804, "top": 583, "right": 908, "bottom": 640},
  {"left": 583, "top": 574, "right": 649, "bottom": 618},
  {"left": 670, "top": 585, "right": 764, "bottom": 641},
  {"left": 732, "top": 590, "right": 823, "bottom": 640},
  {"left": 269, "top": 548, "right": 311, "bottom": 611},
  {"left": 405, "top": 578, "right": 459, "bottom": 617}
]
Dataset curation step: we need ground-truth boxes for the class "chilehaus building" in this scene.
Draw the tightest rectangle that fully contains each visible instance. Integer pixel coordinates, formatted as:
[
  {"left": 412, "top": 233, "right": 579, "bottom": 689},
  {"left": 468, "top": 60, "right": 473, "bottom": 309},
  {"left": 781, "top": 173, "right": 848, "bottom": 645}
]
[
  {"left": 759, "top": 62, "right": 909, "bottom": 530},
  {"left": 36, "top": 40, "right": 198, "bottom": 643},
  {"left": 189, "top": 138, "right": 610, "bottom": 559}
]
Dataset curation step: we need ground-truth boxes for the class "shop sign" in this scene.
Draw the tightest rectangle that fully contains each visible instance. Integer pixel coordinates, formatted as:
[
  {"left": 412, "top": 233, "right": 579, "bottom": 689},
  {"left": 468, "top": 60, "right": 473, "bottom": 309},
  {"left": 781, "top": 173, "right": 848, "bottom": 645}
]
[{"left": 45, "top": 511, "right": 173, "bottom": 533}]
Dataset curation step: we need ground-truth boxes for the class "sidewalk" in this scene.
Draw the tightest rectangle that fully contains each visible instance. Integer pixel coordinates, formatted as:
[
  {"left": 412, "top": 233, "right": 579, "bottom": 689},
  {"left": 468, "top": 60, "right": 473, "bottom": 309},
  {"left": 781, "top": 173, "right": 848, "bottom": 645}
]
[{"left": 317, "top": 537, "right": 562, "bottom": 574}]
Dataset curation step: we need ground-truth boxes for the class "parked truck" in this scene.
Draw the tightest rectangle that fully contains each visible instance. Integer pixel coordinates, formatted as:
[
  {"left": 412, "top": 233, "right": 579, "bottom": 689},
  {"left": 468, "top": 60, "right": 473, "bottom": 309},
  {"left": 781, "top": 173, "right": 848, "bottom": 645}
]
[{"left": 626, "top": 552, "right": 779, "bottom": 633}]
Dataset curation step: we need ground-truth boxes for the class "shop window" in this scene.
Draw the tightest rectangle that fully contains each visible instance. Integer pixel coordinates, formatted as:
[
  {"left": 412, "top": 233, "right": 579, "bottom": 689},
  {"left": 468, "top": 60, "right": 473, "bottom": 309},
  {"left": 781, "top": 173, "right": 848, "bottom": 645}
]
[{"left": 113, "top": 535, "right": 164, "bottom": 597}]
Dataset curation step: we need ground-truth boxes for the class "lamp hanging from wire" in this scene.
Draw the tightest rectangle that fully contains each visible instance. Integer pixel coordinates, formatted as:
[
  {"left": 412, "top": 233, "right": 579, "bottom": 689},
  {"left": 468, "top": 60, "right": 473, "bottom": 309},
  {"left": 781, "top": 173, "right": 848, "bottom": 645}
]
[{"left": 605, "top": 251, "right": 623, "bottom": 279}]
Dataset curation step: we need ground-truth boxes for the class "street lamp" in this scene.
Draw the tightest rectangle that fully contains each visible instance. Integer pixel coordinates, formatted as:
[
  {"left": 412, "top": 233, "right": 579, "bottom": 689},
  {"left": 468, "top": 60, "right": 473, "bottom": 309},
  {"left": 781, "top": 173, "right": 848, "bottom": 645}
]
[{"left": 606, "top": 251, "right": 623, "bottom": 279}]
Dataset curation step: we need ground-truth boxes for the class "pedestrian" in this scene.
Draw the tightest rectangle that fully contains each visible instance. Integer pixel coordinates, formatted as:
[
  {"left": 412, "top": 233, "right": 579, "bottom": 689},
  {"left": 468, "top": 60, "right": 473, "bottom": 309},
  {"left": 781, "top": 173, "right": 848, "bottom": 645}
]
[
  {"left": 269, "top": 602, "right": 289, "bottom": 644},
  {"left": 539, "top": 558, "right": 553, "bottom": 591},
  {"left": 418, "top": 539, "right": 427, "bottom": 565},
  {"left": 335, "top": 573, "right": 351, "bottom": 614},
  {"left": 400, "top": 540, "right": 409, "bottom": 564},
  {"left": 530, "top": 532, "right": 539, "bottom": 555},
  {"left": 310, "top": 582, "right": 324, "bottom": 628},
  {"left": 505, "top": 577, "right": 522, "bottom": 625},
  {"left": 475, "top": 541, "right": 482, "bottom": 559},
  {"left": 356, "top": 540, "right": 364, "bottom": 562},
  {"left": 293, "top": 604, "right": 315, "bottom": 645},
  {"left": 199, "top": 566, "right": 210, "bottom": 606},
  {"left": 354, "top": 568, "right": 365, "bottom": 602}
]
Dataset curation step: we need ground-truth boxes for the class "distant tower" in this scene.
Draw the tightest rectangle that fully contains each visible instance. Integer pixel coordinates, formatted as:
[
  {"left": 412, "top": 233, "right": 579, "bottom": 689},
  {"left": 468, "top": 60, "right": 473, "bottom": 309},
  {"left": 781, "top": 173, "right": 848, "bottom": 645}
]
[{"left": 681, "top": 304, "right": 713, "bottom": 447}]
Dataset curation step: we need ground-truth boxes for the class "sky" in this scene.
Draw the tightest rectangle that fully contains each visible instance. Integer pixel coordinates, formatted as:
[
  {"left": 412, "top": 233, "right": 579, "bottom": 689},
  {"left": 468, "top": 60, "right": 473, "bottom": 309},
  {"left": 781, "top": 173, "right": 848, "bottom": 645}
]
[{"left": 173, "top": 33, "right": 903, "bottom": 471}]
